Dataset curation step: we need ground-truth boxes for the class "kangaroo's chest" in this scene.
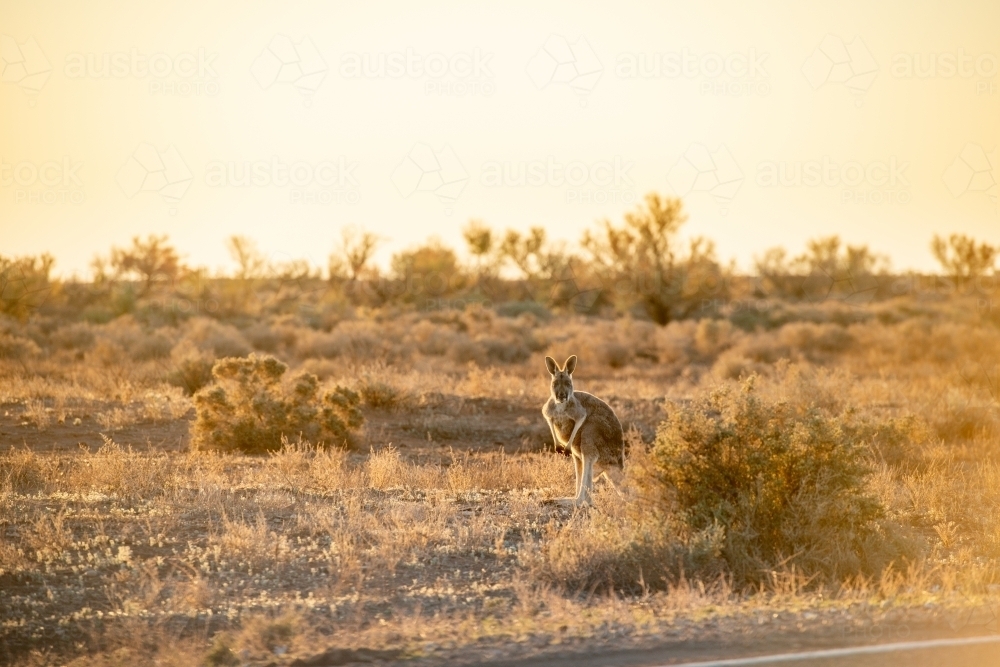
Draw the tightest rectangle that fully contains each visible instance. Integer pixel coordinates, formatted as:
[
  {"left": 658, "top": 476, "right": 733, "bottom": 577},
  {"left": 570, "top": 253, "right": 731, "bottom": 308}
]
[
  {"left": 552, "top": 415, "right": 576, "bottom": 441},
  {"left": 547, "top": 403, "right": 580, "bottom": 442}
]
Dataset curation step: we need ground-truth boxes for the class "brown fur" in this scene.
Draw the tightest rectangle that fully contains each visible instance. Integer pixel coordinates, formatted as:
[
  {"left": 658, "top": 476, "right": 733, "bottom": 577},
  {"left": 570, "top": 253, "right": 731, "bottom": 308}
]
[{"left": 542, "top": 355, "right": 625, "bottom": 505}]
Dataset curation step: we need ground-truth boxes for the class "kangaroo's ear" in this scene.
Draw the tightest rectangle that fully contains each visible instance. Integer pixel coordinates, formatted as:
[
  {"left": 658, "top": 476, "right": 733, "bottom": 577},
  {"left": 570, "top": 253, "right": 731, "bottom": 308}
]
[
  {"left": 544, "top": 356, "right": 558, "bottom": 375},
  {"left": 564, "top": 355, "right": 578, "bottom": 375}
]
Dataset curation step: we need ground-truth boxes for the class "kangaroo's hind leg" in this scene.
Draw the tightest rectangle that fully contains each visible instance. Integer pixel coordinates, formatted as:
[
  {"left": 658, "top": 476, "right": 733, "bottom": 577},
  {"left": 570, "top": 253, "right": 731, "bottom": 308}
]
[
  {"left": 573, "top": 452, "right": 583, "bottom": 499},
  {"left": 576, "top": 454, "right": 596, "bottom": 506},
  {"left": 554, "top": 448, "right": 584, "bottom": 508},
  {"left": 594, "top": 461, "right": 625, "bottom": 498}
]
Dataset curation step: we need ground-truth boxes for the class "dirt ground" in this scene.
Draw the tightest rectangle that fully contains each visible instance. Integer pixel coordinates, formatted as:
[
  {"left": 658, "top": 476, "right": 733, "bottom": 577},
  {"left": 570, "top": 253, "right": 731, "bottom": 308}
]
[{"left": 3, "top": 421, "right": 997, "bottom": 666}]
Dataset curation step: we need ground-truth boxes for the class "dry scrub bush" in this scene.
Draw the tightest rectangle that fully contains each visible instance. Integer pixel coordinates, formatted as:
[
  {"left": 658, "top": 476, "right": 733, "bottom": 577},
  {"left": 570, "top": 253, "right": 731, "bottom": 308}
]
[
  {"left": 356, "top": 362, "right": 410, "bottom": 409},
  {"left": 191, "top": 354, "right": 363, "bottom": 454},
  {"left": 0, "top": 331, "right": 41, "bottom": 360},
  {"left": 178, "top": 317, "right": 252, "bottom": 358},
  {"left": 296, "top": 319, "right": 398, "bottom": 362},
  {"left": 49, "top": 322, "right": 96, "bottom": 351},
  {"left": 166, "top": 343, "right": 215, "bottom": 395},
  {"left": 166, "top": 320, "right": 253, "bottom": 394},
  {"left": 551, "top": 318, "right": 657, "bottom": 370},
  {"left": 643, "top": 378, "right": 912, "bottom": 585}
]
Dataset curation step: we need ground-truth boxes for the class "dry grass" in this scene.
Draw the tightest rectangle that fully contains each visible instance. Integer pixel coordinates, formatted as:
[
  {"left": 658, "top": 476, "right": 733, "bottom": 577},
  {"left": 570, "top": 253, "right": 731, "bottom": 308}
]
[
  {"left": 2, "top": 424, "right": 999, "bottom": 665},
  {"left": 2, "top": 296, "right": 1000, "bottom": 664}
]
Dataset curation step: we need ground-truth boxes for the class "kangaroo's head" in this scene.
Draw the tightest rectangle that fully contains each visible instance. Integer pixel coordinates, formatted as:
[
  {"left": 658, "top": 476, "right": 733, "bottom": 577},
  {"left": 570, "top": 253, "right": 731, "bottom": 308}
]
[{"left": 545, "top": 355, "right": 578, "bottom": 403}]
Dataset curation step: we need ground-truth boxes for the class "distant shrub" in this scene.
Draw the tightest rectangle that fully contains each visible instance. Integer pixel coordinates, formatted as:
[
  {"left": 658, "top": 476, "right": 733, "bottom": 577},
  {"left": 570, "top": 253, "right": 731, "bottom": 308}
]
[
  {"left": 694, "top": 318, "right": 736, "bottom": 358},
  {"left": 931, "top": 402, "right": 999, "bottom": 443},
  {"left": 596, "top": 340, "right": 632, "bottom": 368},
  {"left": 449, "top": 335, "right": 530, "bottom": 366},
  {"left": 130, "top": 331, "right": 174, "bottom": 361},
  {"left": 0, "top": 333, "right": 41, "bottom": 360},
  {"left": 182, "top": 318, "right": 252, "bottom": 358},
  {"left": 711, "top": 351, "right": 769, "bottom": 380},
  {"left": 297, "top": 320, "right": 397, "bottom": 361},
  {"left": 495, "top": 300, "right": 551, "bottom": 320},
  {"left": 50, "top": 322, "right": 96, "bottom": 351},
  {"left": 642, "top": 378, "right": 892, "bottom": 584},
  {"left": 778, "top": 322, "right": 854, "bottom": 356},
  {"left": 168, "top": 356, "right": 215, "bottom": 395},
  {"left": 331, "top": 321, "right": 394, "bottom": 359},
  {"left": 409, "top": 319, "right": 457, "bottom": 356},
  {"left": 359, "top": 381, "right": 402, "bottom": 409},
  {"left": 243, "top": 322, "right": 282, "bottom": 352},
  {"left": 855, "top": 414, "right": 929, "bottom": 468},
  {"left": 191, "top": 354, "right": 363, "bottom": 454},
  {"left": 0, "top": 254, "right": 54, "bottom": 321},
  {"left": 295, "top": 329, "right": 342, "bottom": 359}
]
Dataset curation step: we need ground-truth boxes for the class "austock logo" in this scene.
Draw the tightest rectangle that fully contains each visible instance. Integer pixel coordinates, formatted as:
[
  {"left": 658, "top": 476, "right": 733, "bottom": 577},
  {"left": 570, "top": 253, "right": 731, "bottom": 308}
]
[
  {"left": 526, "top": 35, "right": 603, "bottom": 104},
  {"left": 615, "top": 47, "right": 770, "bottom": 97},
  {"left": 340, "top": 47, "right": 495, "bottom": 97},
  {"left": 1, "top": 157, "right": 84, "bottom": 204},
  {"left": 0, "top": 35, "right": 52, "bottom": 99},
  {"left": 756, "top": 156, "right": 911, "bottom": 205},
  {"left": 251, "top": 35, "right": 328, "bottom": 103},
  {"left": 479, "top": 156, "right": 636, "bottom": 204},
  {"left": 391, "top": 143, "right": 469, "bottom": 208},
  {"left": 116, "top": 143, "right": 193, "bottom": 204},
  {"left": 802, "top": 34, "right": 878, "bottom": 105},
  {"left": 204, "top": 157, "right": 361, "bottom": 205},
  {"left": 64, "top": 47, "right": 220, "bottom": 96},
  {"left": 943, "top": 143, "right": 998, "bottom": 212},
  {"left": 667, "top": 144, "right": 743, "bottom": 214},
  {"left": 892, "top": 49, "right": 998, "bottom": 95}
]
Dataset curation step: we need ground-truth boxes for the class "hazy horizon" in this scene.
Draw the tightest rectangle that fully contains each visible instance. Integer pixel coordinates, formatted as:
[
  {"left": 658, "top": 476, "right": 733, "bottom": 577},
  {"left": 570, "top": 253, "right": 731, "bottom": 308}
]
[{"left": 2, "top": 0, "right": 998, "bottom": 278}]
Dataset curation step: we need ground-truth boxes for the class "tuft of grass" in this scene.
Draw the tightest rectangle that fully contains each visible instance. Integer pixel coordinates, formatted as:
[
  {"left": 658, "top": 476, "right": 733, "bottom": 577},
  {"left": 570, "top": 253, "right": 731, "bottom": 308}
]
[
  {"left": 366, "top": 446, "right": 406, "bottom": 489},
  {"left": 1, "top": 446, "right": 54, "bottom": 494},
  {"left": 69, "top": 436, "right": 175, "bottom": 500}
]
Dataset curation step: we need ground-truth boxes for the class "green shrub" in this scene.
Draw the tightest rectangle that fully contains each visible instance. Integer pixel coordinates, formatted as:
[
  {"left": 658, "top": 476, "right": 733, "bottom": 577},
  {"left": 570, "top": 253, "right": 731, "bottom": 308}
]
[
  {"left": 644, "top": 378, "right": 889, "bottom": 584},
  {"left": 191, "top": 353, "right": 363, "bottom": 454}
]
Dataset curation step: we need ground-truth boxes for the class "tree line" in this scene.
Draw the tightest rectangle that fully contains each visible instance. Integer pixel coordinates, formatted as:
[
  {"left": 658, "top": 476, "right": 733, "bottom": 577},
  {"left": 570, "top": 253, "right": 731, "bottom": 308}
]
[{"left": 2, "top": 193, "right": 998, "bottom": 325}]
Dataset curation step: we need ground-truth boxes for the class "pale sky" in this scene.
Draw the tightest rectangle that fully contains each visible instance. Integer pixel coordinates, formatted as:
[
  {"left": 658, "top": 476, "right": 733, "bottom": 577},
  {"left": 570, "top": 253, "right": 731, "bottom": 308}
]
[{"left": 2, "top": 0, "right": 998, "bottom": 277}]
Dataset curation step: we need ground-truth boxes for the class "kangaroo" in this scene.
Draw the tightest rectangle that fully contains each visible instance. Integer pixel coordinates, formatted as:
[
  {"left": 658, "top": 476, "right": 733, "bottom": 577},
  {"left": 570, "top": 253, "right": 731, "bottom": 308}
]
[{"left": 542, "top": 355, "right": 625, "bottom": 506}]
